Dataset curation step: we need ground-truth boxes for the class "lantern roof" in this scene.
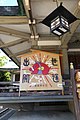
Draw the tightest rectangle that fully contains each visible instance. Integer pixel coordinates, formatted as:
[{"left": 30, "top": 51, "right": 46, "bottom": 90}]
[{"left": 41, "top": 3, "right": 77, "bottom": 28}]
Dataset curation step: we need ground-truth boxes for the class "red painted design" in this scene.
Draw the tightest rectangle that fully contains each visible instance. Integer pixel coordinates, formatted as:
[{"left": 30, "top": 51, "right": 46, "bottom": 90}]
[{"left": 29, "top": 62, "right": 50, "bottom": 75}]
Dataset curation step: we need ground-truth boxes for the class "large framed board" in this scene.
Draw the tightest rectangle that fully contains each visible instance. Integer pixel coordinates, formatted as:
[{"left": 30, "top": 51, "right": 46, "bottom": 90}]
[{"left": 19, "top": 50, "right": 63, "bottom": 91}]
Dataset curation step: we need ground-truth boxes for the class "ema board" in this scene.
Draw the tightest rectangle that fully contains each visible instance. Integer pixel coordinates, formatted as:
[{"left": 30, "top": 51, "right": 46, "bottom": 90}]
[{"left": 19, "top": 50, "right": 63, "bottom": 91}]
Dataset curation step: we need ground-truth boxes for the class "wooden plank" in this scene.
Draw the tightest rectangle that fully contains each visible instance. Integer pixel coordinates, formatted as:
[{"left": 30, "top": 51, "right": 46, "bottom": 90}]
[
  {"left": 0, "top": 16, "right": 28, "bottom": 24},
  {"left": 18, "top": 49, "right": 62, "bottom": 57},
  {"left": 0, "top": 95, "right": 73, "bottom": 103},
  {"left": 0, "top": 38, "right": 29, "bottom": 48},
  {"left": 0, "top": 26, "right": 30, "bottom": 39}
]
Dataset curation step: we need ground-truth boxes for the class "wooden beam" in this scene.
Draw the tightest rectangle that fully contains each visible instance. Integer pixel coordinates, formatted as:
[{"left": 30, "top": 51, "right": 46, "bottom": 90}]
[
  {"left": 39, "top": 34, "right": 59, "bottom": 40},
  {"left": 23, "top": 0, "right": 30, "bottom": 11},
  {"left": 0, "top": 38, "right": 29, "bottom": 48},
  {"left": 61, "top": 6, "right": 80, "bottom": 46},
  {"left": 23, "top": 0, "right": 31, "bottom": 18},
  {"left": 32, "top": 45, "right": 61, "bottom": 51},
  {"left": 0, "top": 40, "right": 20, "bottom": 66},
  {"left": 38, "top": 40, "right": 61, "bottom": 46},
  {"left": 23, "top": 0, "right": 38, "bottom": 39},
  {"left": 23, "top": 0, "right": 35, "bottom": 35},
  {"left": 32, "top": 22, "right": 39, "bottom": 37},
  {"left": 0, "top": 16, "right": 28, "bottom": 24},
  {"left": 9, "top": 49, "right": 31, "bottom": 57},
  {"left": 0, "top": 26, "right": 30, "bottom": 39}
]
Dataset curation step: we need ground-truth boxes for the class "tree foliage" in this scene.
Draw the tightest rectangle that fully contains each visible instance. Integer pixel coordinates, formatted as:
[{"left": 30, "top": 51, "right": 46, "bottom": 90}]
[
  {"left": 0, "top": 71, "right": 11, "bottom": 81},
  {"left": 0, "top": 56, "right": 7, "bottom": 67},
  {"left": 0, "top": 53, "right": 11, "bottom": 81}
]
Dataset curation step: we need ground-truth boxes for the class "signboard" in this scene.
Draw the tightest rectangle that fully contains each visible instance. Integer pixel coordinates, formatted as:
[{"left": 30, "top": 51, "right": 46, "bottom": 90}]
[{"left": 20, "top": 50, "right": 63, "bottom": 91}]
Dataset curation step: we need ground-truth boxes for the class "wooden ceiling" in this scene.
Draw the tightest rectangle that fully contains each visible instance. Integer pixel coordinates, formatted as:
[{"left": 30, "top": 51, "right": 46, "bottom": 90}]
[{"left": 0, "top": 0, "right": 80, "bottom": 66}]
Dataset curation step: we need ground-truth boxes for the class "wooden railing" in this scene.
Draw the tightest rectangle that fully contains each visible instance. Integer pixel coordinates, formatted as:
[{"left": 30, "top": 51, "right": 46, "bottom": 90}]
[
  {"left": 70, "top": 63, "right": 80, "bottom": 120},
  {"left": 0, "top": 85, "right": 19, "bottom": 92},
  {"left": 75, "top": 70, "right": 80, "bottom": 99}
]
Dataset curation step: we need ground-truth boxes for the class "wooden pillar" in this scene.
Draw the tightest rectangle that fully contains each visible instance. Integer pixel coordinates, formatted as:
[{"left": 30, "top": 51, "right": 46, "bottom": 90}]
[
  {"left": 68, "top": 101, "right": 75, "bottom": 113},
  {"left": 11, "top": 73, "right": 16, "bottom": 85},
  {"left": 62, "top": 46, "right": 69, "bottom": 75}
]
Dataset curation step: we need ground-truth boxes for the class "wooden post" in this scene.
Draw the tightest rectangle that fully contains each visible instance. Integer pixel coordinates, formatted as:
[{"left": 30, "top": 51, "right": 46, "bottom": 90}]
[
  {"left": 70, "top": 63, "right": 80, "bottom": 120},
  {"left": 19, "top": 83, "right": 21, "bottom": 97}
]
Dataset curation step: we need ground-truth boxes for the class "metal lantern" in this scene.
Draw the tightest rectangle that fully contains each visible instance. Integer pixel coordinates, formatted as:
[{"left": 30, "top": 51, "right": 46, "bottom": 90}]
[
  {"left": 41, "top": 3, "right": 77, "bottom": 36},
  {"left": 50, "top": 16, "right": 70, "bottom": 36}
]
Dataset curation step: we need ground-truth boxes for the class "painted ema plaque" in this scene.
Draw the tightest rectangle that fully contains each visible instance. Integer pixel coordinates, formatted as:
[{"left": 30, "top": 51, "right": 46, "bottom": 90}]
[{"left": 19, "top": 50, "right": 63, "bottom": 91}]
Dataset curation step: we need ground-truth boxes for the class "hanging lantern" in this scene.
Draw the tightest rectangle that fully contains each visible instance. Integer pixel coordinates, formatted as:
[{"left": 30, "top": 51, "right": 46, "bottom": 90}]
[{"left": 41, "top": 3, "right": 77, "bottom": 36}]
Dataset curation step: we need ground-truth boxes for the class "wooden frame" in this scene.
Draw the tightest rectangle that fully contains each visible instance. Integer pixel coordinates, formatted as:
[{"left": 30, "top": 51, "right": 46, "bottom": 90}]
[{"left": 19, "top": 50, "right": 63, "bottom": 91}]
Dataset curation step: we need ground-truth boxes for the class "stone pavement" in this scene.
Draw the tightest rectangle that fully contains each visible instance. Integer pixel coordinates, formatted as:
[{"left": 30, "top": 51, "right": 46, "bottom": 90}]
[{"left": 9, "top": 110, "right": 75, "bottom": 120}]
